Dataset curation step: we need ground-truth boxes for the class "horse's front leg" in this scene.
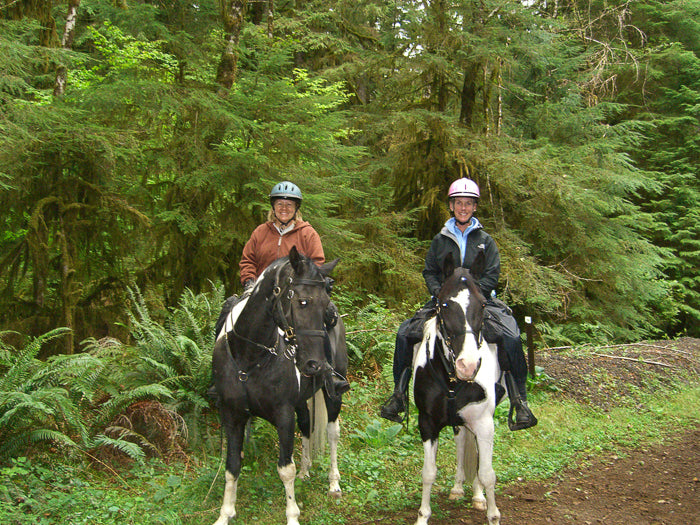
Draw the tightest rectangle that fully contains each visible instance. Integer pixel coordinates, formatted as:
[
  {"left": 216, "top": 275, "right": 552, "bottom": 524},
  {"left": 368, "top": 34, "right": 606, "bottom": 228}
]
[
  {"left": 327, "top": 419, "right": 342, "bottom": 497},
  {"left": 449, "top": 427, "right": 467, "bottom": 501},
  {"left": 472, "top": 419, "right": 500, "bottom": 525},
  {"left": 416, "top": 438, "right": 439, "bottom": 525},
  {"left": 296, "top": 404, "right": 312, "bottom": 479},
  {"left": 277, "top": 416, "right": 301, "bottom": 525},
  {"left": 213, "top": 414, "right": 247, "bottom": 525}
]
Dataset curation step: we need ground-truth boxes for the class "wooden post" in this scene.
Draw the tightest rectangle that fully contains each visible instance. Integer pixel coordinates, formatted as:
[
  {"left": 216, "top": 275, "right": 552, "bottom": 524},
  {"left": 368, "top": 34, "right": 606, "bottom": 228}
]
[{"left": 524, "top": 316, "right": 535, "bottom": 377}]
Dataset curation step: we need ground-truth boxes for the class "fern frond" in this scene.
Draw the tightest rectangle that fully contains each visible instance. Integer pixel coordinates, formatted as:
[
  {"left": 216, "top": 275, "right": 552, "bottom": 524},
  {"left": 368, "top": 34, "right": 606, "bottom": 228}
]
[
  {"left": 104, "top": 426, "right": 160, "bottom": 456},
  {"left": 92, "top": 433, "right": 147, "bottom": 462},
  {"left": 96, "top": 384, "right": 173, "bottom": 426},
  {"left": 139, "top": 356, "right": 179, "bottom": 380},
  {"left": 0, "top": 428, "right": 79, "bottom": 459}
]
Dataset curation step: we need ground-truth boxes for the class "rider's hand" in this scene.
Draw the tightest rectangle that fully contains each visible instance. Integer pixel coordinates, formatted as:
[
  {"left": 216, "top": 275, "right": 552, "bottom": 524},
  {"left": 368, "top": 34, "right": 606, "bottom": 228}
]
[{"left": 324, "top": 302, "right": 338, "bottom": 328}]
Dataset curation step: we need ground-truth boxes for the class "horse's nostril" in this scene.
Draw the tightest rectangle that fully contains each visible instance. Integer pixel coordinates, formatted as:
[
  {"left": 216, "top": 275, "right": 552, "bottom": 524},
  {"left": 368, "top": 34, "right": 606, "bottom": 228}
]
[{"left": 303, "top": 360, "right": 323, "bottom": 376}]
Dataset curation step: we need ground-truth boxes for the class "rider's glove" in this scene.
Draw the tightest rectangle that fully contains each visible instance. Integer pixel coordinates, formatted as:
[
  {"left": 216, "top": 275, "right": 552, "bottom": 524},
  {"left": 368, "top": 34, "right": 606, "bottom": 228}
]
[
  {"left": 243, "top": 279, "right": 254, "bottom": 292},
  {"left": 324, "top": 302, "right": 338, "bottom": 328}
]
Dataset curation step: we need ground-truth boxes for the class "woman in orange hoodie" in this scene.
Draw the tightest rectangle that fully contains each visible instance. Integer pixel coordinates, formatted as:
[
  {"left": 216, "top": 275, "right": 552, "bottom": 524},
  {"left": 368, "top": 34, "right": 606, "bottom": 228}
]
[
  {"left": 229, "top": 181, "right": 349, "bottom": 396},
  {"left": 239, "top": 181, "right": 324, "bottom": 290}
]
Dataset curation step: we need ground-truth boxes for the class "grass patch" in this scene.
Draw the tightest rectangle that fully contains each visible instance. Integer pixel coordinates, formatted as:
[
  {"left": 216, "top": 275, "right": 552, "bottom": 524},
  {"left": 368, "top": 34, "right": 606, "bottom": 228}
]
[{"left": 6, "top": 381, "right": 696, "bottom": 525}]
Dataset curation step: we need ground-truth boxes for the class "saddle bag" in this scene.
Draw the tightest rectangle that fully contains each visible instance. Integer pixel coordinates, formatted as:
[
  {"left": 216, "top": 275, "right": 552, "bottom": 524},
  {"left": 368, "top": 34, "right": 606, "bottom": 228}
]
[{"left": 483, "top": 297, "right": 520, "bottom": 344}]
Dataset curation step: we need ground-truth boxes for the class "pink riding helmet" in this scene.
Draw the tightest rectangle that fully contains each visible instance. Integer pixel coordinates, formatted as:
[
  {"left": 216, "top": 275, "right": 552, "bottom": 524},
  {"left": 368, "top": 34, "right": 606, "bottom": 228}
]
[{"left": 448, "top": 178, "right": 480, "bottom": 199}]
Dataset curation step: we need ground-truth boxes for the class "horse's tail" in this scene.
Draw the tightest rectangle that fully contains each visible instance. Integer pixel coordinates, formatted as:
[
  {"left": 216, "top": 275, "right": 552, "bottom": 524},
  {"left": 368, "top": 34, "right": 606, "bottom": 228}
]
[{"left": 308, "top": 388, "right": 328, "bottom": 460}]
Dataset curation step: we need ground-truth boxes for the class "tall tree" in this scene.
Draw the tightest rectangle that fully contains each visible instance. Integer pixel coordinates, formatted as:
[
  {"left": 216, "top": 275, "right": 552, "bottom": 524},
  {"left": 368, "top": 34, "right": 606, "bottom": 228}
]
[
  {"left": 216, "top": 0, "right": 247, "bottom": 88},
  {"left": 53, "top": 0, "right": 80, "bottom": 97}
]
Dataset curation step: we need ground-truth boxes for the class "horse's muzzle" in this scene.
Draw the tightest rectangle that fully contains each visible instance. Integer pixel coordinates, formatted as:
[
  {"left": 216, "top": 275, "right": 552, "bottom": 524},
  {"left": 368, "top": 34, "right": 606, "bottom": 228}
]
[
  {"left": 455, "top": 357, "right": 482, "bottom": 382},
  {"left": 300, "top": 359, "right": 328, "bottom": 377}
]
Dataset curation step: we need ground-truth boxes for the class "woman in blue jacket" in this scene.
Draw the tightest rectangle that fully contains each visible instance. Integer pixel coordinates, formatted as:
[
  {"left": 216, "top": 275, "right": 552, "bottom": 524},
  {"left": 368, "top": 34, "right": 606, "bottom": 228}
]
[{"left": 380, "top": 178, "right": 537, "bottom": 430}]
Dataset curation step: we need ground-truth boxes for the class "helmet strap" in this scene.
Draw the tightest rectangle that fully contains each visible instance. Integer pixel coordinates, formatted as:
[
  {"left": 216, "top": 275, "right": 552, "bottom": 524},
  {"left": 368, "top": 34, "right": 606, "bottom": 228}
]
[{"left": 272, "top": 204, "right": 298, "bottom": 227}]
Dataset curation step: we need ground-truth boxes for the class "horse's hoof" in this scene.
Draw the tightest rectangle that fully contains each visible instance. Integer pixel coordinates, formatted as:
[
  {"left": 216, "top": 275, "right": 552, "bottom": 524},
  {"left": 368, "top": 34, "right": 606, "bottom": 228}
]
[
  {"left": 449, "top": 487, "right": 464, "bottom": 500},
  {"left": 472, "top": 497, "right": 487, "bottom": 511},
  {"left": 297, "top": 471, "right": 310, "bottom": 479},
  {"left": 213, "top": 515, "right": 234, "bottom": 525},
  {"left": 328, "top": 488, "right": 342, "bottom": 499}
]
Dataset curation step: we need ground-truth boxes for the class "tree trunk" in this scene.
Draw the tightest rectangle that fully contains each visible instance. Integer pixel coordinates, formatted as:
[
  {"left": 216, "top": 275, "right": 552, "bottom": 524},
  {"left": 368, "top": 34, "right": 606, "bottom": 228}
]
[
  {"left": 267, "top": 0, "right": 274, "bottom": 39},
  {"left": 216, "top": 0, "right": 247, "bottom": 89},
  {"left": 459, "top": 62, "right": 480, "bottom": 127},
  {"left": 58, "top": 218, "right": 77, "bottom": 355},
  {"left": 496, "top": 58, "right": 503, "bottom": 136},
  {"left": 54, "top": 0, "right": 81, "bottom": 97}
]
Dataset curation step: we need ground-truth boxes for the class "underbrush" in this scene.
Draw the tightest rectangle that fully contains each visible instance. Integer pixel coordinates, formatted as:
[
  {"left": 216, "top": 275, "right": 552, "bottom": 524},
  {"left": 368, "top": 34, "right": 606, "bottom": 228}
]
[
  {"left": 2, "top": 381, "right": 697, "bottom": 525},
  {"left": 1, "top": 286, "right": 698, "bottom": 524}
]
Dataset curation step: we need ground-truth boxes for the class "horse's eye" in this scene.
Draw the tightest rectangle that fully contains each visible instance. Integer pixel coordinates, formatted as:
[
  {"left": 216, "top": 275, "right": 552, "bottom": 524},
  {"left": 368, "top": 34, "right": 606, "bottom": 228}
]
[
  {"left": 441, "top": 302, "right": 449, "bottom": 309},
  {"left": 299, "top": 299, "right": 309, "bottom": 307}
]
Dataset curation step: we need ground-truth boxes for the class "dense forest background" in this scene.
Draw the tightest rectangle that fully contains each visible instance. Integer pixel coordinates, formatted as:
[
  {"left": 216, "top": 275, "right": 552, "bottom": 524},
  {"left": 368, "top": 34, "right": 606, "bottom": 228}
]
[{"left": 1, "top": 0, "right": 699, "bottom": 355}]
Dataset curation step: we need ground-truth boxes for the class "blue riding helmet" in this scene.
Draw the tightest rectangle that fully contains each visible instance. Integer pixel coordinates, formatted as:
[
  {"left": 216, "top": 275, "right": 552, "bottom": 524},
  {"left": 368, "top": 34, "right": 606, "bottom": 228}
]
[{"left": 269, "top": 181, "right": 302, "bottom": 206}]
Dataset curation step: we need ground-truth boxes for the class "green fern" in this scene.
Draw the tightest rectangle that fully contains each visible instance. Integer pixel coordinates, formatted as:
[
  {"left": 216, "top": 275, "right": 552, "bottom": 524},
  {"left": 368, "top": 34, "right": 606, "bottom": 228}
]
[
  {"left": 0, "top": 428, "right": 80, "bottom": 458},
  {"left": 92, "top": 433, "right": 147, "bottom": 463},
  {"left": 115, "top": 285, "right": 221, "bottom": 449},
  {"left": 96, "top": 384, "right": 173, "bottom": 428},
  {"left": 0, "top": 329, "right": 93, "bottom": 461}
]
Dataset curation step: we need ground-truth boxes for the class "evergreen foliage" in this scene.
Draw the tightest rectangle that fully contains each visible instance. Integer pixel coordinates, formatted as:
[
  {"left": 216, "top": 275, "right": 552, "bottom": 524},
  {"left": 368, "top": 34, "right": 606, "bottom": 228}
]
[{"left": 1, "top": 0, "right": 698, "bottom": 349}]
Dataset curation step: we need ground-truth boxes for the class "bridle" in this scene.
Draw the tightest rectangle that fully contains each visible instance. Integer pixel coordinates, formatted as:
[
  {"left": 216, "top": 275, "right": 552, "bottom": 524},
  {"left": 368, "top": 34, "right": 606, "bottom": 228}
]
[
  {"left": 426, "top": 295, "right": 486, "bottom": 429},
  {"left": 434, "top": 297, "right": 484, "bottom": 382},
  {"left": 230, "top": 260, "right": 328, "bottom": 363}
]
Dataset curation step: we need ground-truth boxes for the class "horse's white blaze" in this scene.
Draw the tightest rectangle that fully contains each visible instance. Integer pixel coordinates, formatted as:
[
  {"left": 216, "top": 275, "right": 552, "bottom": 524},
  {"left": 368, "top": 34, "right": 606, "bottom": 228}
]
[
  {"left": 451, "top": 288, "right": 483, "bottom": 381},
  {"left": 278, "top": 462, "right": 301, "bottom": 525},
  {"left": 213, "top": 470, "right": 238, "bottom": 525}
]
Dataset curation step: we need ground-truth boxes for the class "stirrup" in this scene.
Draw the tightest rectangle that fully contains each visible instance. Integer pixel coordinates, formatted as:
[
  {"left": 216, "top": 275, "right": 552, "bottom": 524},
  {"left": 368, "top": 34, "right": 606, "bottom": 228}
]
[
  {"left": 508, "top": 400, "right": 538, "bottom": 431},
  {"left": 380, "top": 392, "right": 408, "bottom": 424},
  {"left": 332, "top": 375, "right": 351, "bottom": 396}
]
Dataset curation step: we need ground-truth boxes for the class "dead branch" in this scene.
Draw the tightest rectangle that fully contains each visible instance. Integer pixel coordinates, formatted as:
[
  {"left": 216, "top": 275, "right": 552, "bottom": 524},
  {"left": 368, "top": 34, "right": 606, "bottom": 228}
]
[{"left": 592, "top": 352, "right": 675, "bottom": 368}]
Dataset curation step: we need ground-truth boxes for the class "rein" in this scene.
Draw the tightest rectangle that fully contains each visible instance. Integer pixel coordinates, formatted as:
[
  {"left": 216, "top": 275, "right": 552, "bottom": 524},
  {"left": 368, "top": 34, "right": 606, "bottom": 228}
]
[
  {"left": 230, "top": 261, "right": 327, "bottom": 362},
  {"left": 427, "top": 303, "right": 485, "bottom": 429},
  {"left": 225, "top": 260, "right": 329, "bottom": 415}
]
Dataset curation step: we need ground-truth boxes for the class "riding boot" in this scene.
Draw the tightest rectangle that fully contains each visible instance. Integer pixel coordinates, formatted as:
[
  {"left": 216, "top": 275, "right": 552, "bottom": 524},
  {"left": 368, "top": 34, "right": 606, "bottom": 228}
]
[
  {"left": 322, "top": 325, "right": 349, "bottom": 399},
  {"left": 380, "top": 367, "right": 412, "bottom": 423},
  {"left": 323, "top": 369, "right": 349, "bottom": 401},
  {"left": 504, "top": 370, "right": 538, "bottom": 431},
  {"left": 331, "top": 370, "right": 350, "bottom": 397}
]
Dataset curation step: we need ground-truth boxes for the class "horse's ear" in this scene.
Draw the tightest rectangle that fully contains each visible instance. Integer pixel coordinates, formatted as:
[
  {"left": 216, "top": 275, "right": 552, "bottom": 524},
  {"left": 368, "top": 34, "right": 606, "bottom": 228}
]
[
  {"left": 442, "top": 252, "right": 456, "bottom": 280},
  {"left": 289, "top": 246, "right": 304, "bottom": 274},
  {"left": 320, "top": 258, "right": 340, "bottom": 277},
  {"left": 470, "top": 250, "right": 486, "bottom": 280}
]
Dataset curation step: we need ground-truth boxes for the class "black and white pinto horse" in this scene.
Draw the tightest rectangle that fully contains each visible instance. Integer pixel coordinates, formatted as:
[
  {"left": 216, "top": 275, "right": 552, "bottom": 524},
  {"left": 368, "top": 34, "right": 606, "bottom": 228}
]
[
  {"left": 413, "top": 252, "right": 502, "bottom": 525},
  {"left": 211, "top": 247, "right": 347, "bottom": 525}
]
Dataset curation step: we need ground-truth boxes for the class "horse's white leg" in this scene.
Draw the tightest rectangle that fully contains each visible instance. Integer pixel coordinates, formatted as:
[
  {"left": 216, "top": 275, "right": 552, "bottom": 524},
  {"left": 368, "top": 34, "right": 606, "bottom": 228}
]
[
  {"left": 466, "top": 430, "right": 486, "bottom": 511},
  {"left": 415, "top": 439, "right": 438, "bottom": 525},
  {"left": 449, "top": 427, "right": 467, "bottom": 500},
  {"left": 298, "top": 436, "right": 311, "bottom": 479},
  {"left": 278, "top": 462, "right": 301, "bottom": 525},
  {"left": 213, "top": 470, "right": 238, "bottom": 525},
  {"left": 473, "top": 421, "right": 500, "bottom": 525},
  {"left": 327, "top": 420, "right": 342, "bottom": 498}
]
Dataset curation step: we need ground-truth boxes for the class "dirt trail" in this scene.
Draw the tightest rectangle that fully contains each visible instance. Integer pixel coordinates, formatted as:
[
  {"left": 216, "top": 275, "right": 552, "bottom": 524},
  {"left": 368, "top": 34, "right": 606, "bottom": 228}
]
[{"left": 361, "top": 338, "right": 700, "bottom": 524}]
